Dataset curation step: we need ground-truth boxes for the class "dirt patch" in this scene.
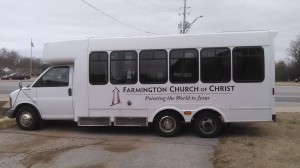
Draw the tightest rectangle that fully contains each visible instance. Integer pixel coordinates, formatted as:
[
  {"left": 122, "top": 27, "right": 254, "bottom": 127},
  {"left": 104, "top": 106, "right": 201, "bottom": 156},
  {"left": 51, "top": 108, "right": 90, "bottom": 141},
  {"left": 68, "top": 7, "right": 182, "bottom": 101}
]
[
  {"left": 20, "top": 141, "right": 94, "bottom": 167},
  {"left": 104, "top": 145, "right": 136, "bottom": 153},
  {"left": 21, "top": 147, "right": 72, "bottom": 167},
  {"left": 214, "top": 112, "right": 300, "bottom": 168},
  {"left": 74, "top": 162, "right": 107, "bottom": 168},
  {"left": 103, "top": 141, "right": 137, "bottom": 153},
  {"left": 20, "top": 139, "right": 138, "bottom": 167}
]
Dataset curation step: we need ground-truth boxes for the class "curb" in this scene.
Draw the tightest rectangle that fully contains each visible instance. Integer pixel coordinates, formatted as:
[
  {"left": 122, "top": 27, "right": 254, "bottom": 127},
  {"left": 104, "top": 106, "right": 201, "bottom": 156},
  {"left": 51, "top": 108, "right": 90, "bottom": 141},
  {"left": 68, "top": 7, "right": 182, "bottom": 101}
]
[
  {"left": 275, "top": 107, "right": 300, "bottom": 113},
  {"left": 0, "top": 78, "right": 36, "bottom": 82}
]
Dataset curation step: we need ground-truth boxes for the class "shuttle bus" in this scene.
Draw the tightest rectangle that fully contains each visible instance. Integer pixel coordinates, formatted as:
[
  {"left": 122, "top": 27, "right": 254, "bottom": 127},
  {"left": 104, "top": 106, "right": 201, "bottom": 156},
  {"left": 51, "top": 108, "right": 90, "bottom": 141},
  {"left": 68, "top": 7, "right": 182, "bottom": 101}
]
[{"left": 7, "top": 30, "right": 277, "bottom": 138}]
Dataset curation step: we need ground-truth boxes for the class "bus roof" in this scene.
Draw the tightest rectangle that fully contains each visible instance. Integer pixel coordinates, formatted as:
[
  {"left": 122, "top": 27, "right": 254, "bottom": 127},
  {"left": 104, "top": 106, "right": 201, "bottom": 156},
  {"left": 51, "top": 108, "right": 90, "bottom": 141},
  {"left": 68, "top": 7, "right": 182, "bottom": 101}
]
[{"left": 43, "top": 30, "right": 277, "bottom": 64}]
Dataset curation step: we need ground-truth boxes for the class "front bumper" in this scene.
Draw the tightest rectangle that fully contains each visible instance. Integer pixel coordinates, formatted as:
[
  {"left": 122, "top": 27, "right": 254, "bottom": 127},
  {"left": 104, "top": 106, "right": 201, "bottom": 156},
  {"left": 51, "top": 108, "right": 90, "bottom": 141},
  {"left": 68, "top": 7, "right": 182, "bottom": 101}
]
[{"left": 6, "top": 109, "right": 15, "bottom": 119}]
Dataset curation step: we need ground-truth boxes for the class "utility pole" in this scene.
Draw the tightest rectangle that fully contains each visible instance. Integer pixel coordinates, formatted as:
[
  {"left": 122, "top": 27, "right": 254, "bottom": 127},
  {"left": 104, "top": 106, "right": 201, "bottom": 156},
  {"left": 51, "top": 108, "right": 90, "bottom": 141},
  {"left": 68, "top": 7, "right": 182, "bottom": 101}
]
[
  {"left": 179, "top": 0, "right": 203, "bottom": 34},
  {"left": 30, "top": 38, "right": 33, "bottom": 78},
  {"left": 181, "top": 0, "right": 187, "bottom": 34}
]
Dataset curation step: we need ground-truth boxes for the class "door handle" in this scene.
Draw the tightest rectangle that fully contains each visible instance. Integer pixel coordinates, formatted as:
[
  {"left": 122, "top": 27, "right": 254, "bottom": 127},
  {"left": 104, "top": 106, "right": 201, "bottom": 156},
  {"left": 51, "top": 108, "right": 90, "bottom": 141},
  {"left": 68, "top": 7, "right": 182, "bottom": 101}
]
[{"left": 68, "top": 88, "right": 72, "bottom": 96}]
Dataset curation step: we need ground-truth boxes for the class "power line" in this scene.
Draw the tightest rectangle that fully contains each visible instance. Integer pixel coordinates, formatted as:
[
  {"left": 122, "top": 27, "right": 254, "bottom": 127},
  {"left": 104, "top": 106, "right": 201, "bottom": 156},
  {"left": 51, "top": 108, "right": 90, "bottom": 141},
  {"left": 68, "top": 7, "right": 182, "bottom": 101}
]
[
  {"left": 141, "top": 0, "right": 180, "bottom": 12},
  {"left": 80, "top": 0, "right": 158, "bottom": 35},
  {"left": 125, "top": 0, "right": 177, "bottom": 13}
]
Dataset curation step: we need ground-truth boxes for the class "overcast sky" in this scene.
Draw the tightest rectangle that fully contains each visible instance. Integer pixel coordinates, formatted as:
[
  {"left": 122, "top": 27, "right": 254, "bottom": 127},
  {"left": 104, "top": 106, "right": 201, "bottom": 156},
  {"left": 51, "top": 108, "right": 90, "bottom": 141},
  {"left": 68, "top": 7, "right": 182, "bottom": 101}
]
[{"left": 0, "top": 0, "right": 299, "bottom": 61}]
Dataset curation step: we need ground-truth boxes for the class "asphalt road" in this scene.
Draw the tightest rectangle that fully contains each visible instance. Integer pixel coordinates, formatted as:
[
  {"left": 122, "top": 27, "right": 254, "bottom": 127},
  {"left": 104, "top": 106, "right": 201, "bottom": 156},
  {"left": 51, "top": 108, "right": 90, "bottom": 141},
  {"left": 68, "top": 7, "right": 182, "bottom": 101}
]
[
  {"left": 275, "top": 86, "right": 300, "bottom": 103},
  {"left": 0, "top": 80, "right": 33, "bottom": 95},
  {"left": 0, "top": 122, "right": 216, "bottom": 168}
]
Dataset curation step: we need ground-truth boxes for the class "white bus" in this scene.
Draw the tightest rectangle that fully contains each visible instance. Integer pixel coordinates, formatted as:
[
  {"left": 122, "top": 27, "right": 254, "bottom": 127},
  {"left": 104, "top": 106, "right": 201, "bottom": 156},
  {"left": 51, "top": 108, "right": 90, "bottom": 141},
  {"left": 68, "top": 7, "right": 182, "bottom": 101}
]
[{"left": 7, "top": 30, "right": 277, "bottom": 138}]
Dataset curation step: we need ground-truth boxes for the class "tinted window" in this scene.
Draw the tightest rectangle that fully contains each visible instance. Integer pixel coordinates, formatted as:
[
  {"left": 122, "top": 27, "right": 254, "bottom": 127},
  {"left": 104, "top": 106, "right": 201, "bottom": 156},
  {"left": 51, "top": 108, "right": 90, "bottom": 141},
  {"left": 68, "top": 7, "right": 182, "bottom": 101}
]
[
  {"left": 139, "top": 50, "right": 167, "bottom": 84},
  {"left": 110, "top": 51, "right": 137, "bottom": 84},
  {"left": 201, "top": 48, "right": 231, "bottom": 83},
  {"left": 170, "top": 49, "right": 199, "bottom": 83},
  {"left": 33, "top": 67, "right": 69, "bottom": 87},
  {"left": 233, "top": 47, "right": 264, "bottom": 82},
  {"left": 89, "top": 52, "right": 108, "bottom": 85}
]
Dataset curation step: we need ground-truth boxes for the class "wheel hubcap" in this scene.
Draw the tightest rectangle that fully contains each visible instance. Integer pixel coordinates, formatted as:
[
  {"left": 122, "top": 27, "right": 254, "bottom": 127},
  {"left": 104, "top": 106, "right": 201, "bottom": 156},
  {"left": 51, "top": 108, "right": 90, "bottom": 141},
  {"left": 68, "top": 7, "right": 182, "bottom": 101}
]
[
  {"left": 199, "top": 118, "right": 216, "bottom": 134},
  {"left": 159, "top": 116, "right": 176, "bottom": 133},
  {"left": 20, "top": 112, "right": 33, "bottom": 127}
]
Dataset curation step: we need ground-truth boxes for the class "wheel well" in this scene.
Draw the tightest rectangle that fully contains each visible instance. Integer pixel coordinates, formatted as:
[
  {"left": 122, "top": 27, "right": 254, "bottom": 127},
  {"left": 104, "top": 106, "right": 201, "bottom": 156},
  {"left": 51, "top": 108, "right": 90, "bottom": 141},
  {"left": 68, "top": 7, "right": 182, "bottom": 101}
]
[
  {"left": 192, "top": 109, "right": 223, "bottom": 123},
  {"left": 153, "top": 109, "right": 185, "bottom": 122},
  {"left": 14, "top": 103, "right": 41, "bottom": 119}
]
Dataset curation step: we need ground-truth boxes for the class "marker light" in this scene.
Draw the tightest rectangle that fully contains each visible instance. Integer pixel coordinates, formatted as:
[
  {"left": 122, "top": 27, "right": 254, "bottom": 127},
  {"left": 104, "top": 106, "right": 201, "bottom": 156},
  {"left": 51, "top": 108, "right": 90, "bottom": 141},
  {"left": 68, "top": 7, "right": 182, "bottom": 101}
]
[
  {"left": 9, "top": 97, "right": 12, "bottom": 108},
  {"left": 184, "top": 111, "right": 192, "bottom": 115}
]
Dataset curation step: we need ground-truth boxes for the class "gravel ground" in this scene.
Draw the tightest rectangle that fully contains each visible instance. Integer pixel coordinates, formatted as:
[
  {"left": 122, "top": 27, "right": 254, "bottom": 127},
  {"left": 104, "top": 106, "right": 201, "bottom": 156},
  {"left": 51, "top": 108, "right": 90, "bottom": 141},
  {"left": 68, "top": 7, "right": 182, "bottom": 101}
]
[{"left": 0, "top": 121, "right": 217, "bottom": 168}]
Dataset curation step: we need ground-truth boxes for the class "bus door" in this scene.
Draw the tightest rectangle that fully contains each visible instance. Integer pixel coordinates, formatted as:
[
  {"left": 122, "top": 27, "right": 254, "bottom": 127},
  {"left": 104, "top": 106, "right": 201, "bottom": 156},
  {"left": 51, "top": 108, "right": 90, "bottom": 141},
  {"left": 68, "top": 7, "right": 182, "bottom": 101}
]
[{"left": 32, "top": 66, "right": 74, "bottom": 119}]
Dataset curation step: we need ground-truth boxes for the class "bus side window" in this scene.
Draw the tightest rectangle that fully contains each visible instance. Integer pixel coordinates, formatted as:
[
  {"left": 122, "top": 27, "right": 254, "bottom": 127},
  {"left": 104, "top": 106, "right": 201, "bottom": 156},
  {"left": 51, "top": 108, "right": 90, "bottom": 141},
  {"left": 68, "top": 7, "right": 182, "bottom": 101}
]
[
  {"left": 139, "top": 50, "right": 167, "bottom": 84},
  {"left": 200, "top": 48, "right": 231, "bottom": 83},
  {"left": 169, "top": 49, "right": 199, "bottom": 83},
  {"left": 110, "top": 51, "right": 137, "bottom": 84},
  {"left": 233, "top": 46, "right": 264, "bottom": 82},
  {"left": 89, "top": 52, "right": 108, "bottom": 85}
]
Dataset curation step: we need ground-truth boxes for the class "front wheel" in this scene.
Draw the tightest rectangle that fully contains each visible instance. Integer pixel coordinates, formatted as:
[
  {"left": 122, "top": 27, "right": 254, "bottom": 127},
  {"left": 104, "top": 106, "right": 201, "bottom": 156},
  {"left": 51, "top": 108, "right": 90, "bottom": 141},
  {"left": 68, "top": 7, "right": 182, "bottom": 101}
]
[
  {"left": 194, "top": 113, "right": 222, "bottom": 138},
  {"left": 16, "top": 106, "right": 39, "bottom": 130},
  {"left": 154, "top": 112, "right": 182, "bottom": 137}
]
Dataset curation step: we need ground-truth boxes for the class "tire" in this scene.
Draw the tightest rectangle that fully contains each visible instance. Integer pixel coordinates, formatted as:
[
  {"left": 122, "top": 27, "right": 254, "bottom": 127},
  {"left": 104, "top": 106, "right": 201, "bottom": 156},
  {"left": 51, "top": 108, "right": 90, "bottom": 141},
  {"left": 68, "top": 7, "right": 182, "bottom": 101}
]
[
  {"left": 154, "top": 112, "right": 182, "bottom": 137},
  {"left": 16, "top": 106, "right": 39, "bottom": 130},
  {"left": 194, "top": 112, "right": 222, "bottom": 138}
]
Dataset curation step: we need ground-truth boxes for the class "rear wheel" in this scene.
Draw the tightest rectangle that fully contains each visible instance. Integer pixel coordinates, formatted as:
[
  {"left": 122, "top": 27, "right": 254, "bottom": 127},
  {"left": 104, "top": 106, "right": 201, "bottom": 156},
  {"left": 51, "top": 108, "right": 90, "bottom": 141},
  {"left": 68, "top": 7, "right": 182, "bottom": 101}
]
[
  {"left": 154, "top": 112, "right": 182, "bottom": 137},
  {"left": 16, "top": 106, "right": 39, "bottom": 130},
  {"left": 194, "top": 113, "right": 222, "bottom": 138}
]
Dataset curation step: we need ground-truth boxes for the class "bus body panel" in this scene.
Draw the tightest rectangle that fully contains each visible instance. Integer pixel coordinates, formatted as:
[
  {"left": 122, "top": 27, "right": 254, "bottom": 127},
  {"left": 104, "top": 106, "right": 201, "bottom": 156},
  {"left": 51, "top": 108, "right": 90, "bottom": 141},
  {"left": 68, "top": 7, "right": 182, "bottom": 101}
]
[{"left": 10, "top": 31, "right": 276, "bottom": 128}]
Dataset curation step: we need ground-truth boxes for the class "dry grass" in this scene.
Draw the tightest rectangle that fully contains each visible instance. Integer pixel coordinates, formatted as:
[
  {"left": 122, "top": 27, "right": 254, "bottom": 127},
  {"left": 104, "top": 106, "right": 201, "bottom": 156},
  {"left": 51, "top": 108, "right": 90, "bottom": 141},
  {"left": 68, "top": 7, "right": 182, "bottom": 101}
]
[
  {"left": 0, "top": 101, "right": 8, "bottom": 119},
  {"left": 0, "top": 101, "right": 6, "bottom": 107},
  {"left": 0, "top": 119, "right": 16, "bottom": 129},
  {"left": 0, "top": 100, "right": 15, "bottom": 128},
  {"left": 214, "top": 112, "right": 300, "bottom": 168},
  {"left": 275, "top": 82, "right": 300, "bottom": 86}
]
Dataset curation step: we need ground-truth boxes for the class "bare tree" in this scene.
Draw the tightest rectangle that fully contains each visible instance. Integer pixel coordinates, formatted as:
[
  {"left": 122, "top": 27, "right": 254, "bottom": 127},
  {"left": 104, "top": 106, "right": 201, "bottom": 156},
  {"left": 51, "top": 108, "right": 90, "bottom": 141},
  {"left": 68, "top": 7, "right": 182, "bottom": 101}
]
[
  {"left": 0, "top": 48, "right": 45, "bottom": 76},
  {"left": 17, "top": 57, "right": 31, "bottom": 73},
  {"left": 0, "top": 48, "right": 20, "bottom": 69},
  {"left": 287, "top": 34, "right": 300, "bottom": 78},
  {"left": 275, "top": 60, "right": 289, "bottom": 81}
]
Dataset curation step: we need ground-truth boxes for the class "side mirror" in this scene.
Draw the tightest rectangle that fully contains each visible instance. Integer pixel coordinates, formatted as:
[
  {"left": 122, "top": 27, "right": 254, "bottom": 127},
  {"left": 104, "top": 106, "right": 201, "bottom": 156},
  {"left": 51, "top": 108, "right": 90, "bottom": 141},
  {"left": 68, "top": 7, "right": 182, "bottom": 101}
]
[{"left": 18, "top": 80, "right": 22, "bottom": 89}]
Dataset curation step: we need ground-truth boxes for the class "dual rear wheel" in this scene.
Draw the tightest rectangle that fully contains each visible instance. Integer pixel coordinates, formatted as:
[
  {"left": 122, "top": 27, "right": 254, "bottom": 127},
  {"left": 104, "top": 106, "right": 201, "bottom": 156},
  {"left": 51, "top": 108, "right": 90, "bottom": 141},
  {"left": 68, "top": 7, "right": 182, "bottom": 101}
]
[
  {"left": 193, "top": 113, "right": 222, "bottom": 138},
  {"left": 154, "top": 111, "right": 222, "bottom": 138}
]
